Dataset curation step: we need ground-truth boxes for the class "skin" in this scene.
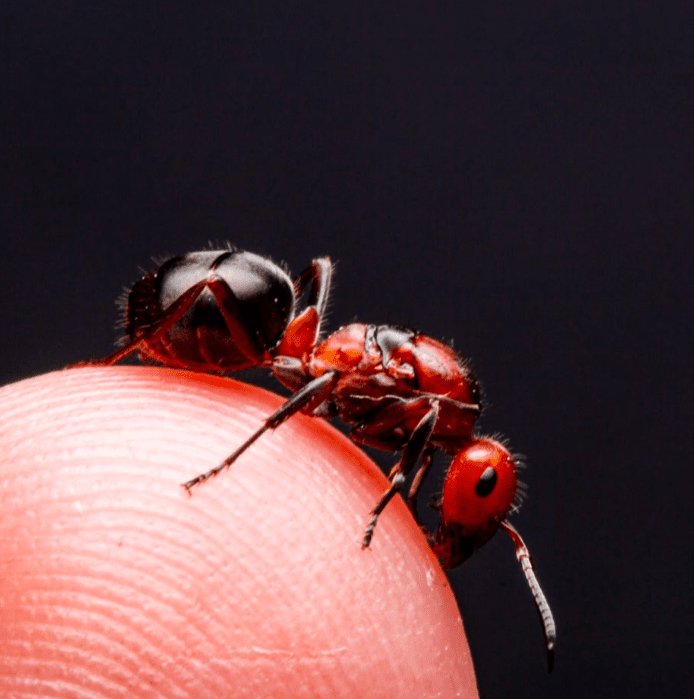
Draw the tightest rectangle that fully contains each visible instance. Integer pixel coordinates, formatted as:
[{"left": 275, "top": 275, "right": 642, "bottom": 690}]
[{"left": 0, "top": 367, "right": 478, "bottom": 698}]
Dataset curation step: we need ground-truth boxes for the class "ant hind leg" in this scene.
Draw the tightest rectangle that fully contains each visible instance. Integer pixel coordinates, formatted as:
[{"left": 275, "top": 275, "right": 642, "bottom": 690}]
[
  {"left": 67, "top": 278, "right": 212, "bottom": 369},
  {"left": 277, "top": 258, "right": 333, "bottom": 359}
]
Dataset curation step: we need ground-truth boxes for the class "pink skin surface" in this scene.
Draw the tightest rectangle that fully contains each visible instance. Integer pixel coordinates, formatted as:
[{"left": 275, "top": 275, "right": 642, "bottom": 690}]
[{"left": 0, "top": 367, "right": 478, "bottom": 698}]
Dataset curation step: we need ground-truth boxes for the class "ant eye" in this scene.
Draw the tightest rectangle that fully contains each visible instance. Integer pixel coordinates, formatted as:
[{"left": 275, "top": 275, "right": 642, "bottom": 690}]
[{"left": 475, "top": 466, "right": 497, "bottom": 497}]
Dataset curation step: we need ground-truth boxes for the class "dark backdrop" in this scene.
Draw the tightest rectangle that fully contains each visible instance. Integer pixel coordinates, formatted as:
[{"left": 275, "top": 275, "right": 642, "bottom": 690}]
[{"left": 2, "top": 4, "right": 691, "bottom": 697}]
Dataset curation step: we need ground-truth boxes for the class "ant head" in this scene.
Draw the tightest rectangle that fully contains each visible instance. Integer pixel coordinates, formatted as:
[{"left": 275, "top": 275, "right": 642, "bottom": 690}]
[
  {"left": 436, "top": 438, "right": 518, "bottom": 565},
  {"left": 434, "top": 439, "right": 557, "bottom": 671}
]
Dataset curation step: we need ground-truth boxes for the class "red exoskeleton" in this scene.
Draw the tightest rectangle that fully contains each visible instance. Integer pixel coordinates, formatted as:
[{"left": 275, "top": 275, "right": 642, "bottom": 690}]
[{"left": 75, "top": 246, "right": 555, "bottom": 668}]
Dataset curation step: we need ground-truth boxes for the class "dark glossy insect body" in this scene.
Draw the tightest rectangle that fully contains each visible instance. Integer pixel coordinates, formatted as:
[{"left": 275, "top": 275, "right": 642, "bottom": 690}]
[
  {"left": 89, "top": 248, "right": 332, "bottom": 372},
  {"left": 75, "top": 246, "right": 555, "bottom": 668},
  {"left": 125, "top": 250, "right": 298, "bottom": 371}
]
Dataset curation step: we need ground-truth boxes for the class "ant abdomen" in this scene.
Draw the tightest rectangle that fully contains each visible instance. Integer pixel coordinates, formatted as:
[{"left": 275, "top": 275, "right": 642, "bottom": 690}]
[{"left": 126, "top": 250, "right": 297, "bottom": 371}]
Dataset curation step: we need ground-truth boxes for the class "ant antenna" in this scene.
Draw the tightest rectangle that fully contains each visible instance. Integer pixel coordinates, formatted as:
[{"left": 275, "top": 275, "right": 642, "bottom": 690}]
[{"left": 499, "top": 520, "right": 556, "bottom": 673}]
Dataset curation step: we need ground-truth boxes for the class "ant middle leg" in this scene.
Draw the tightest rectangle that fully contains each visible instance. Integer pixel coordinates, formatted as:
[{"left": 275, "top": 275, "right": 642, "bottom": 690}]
[
  {"left": 362, "top": 400, "right": 440, "bottom": 548},
  {"left": 182, "top": 371, "right": 338, "bottom": 491}
]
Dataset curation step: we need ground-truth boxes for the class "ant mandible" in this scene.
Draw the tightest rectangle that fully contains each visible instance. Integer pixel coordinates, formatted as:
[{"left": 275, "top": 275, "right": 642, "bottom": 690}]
[{"left": 75, "top": 246, "right": 555, "bottom": 669}]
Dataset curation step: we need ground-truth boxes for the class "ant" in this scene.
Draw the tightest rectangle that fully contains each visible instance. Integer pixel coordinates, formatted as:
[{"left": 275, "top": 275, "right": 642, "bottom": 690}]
[{"left": 74, "top": 246, "right": 555, "bottom": 669}]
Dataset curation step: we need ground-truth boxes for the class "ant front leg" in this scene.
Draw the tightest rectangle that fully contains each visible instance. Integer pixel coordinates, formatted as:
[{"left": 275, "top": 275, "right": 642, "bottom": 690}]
[
  {"left": 362, "top": 400, "right": 440, "bottom": 548},
  {"left": 182, "top": 371, "right": 338, "bottom": 491},
  {"left": 406, "top": 445, "right": 436, "bottom": 522}
]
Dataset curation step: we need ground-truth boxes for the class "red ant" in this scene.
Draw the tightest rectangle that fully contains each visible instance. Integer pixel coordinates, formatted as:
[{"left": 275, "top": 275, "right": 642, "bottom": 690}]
[{"left": 75, "top": 246, "right": 555, "bottom": 669}]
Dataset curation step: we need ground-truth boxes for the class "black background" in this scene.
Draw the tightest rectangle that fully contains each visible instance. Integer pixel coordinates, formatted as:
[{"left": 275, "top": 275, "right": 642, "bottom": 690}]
[{"left": 2, "top": 4, "right": 691, "bottom": 697}]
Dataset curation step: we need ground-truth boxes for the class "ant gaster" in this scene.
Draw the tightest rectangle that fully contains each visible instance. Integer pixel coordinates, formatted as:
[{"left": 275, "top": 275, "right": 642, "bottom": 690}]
[{"left": 75, "top": 246, "right": 555, "bottom": 669}]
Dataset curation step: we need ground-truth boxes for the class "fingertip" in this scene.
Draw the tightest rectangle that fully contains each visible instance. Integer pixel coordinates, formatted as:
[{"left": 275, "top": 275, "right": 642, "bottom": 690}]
[{"left": 0, "top": 367, "right": 478, "bottom": 697}]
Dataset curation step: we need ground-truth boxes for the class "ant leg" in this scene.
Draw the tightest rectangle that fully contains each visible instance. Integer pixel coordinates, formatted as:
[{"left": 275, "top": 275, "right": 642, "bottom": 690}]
[
  {"left": 350, "top": 392, "right": 472, "bottom": 451},
  {"left": 406, "top": 446, "right": 436, "bottom": 522},
  {"left": 205, "top": 276, "right": 267, "bottom": 364},
  {"left": 499, "top": 520, "right": 556, "bottom": 673},
  {"left": 67, "top": 279, "right": 212, "bottom": 368},
  {"left": 362, "top": 401, "right": 440, "bottom": 548},
  {"left": 68, "top": 341, "right": 144, "bottom": 368},
  {"left": 294, "top": 256, "right": 333, "bottom": 321},
  {"left": 277, "top": 258, "right": 333, "bottom": 358},
  {"left": 182, "top": 371, "right": 338, "bottom": 491}
]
